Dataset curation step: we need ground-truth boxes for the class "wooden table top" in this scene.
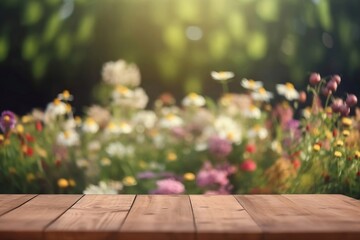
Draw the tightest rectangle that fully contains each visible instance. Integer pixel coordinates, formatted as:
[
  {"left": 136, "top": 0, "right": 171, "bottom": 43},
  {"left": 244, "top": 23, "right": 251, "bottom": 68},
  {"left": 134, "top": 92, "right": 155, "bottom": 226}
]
[{"left": 0, "top": 194, "right": 360, "bottom": 240}]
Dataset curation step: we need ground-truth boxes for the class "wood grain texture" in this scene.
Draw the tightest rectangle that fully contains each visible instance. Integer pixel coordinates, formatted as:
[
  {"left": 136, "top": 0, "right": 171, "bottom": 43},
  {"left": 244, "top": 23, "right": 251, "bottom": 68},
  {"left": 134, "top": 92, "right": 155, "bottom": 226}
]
[
  {"left": 190, "top": 195, "right": 262, "bottom": 240},
  {"left": 236, "top": 194, "right": 360, "bottom": 240},
  {"left": 0, "top": 194, "right": 37, "bottom": 216},
  {"left": 45, "top": 195, "right": 135, "bottom": 240},
  {"left": 0, "top": 195, "right": 82, "bottom": 240},
  {"left": 120, "top": 195, "right": 195, "bottom": 240}
]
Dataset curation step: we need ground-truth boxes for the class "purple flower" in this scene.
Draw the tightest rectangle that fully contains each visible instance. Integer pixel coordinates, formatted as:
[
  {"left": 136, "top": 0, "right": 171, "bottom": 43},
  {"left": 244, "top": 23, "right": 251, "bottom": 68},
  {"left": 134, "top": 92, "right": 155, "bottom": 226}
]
[
  {"left": 0, "top": 111, "right": 16, "bottom": 133},
  {"left": 208, "top": 136, "right": 232, "bottom": 158},
  {"left": 137, "top": 171, "right": 157, "bottom": 180},
  {"left": 152, "top": 178, "right": 185, "bottom": 194}
]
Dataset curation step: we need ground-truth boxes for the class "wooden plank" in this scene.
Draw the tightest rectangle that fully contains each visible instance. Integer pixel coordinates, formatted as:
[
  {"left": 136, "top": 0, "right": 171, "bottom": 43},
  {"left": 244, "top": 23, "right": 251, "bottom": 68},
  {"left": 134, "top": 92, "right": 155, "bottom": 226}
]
[
  {"left": 236, "top": 195, "right": 360, "bottom": 240},
  {"left": 283, "top": 195, "right": 360, "bottom": 233},
  {"left": 190, "top": 195, "right": 262, "bottom": 240},
  {"left": 0, "top": 195, "right": 82, "bottom": 240},
  {"left": 120, "top": 195, "right": 195, "bottom": 240},
  {"left": 45, "top": 195, "right": 135, "bottom": 240},
  {"left": 0, "top": 194, "right": 37, "bottom": 216}
]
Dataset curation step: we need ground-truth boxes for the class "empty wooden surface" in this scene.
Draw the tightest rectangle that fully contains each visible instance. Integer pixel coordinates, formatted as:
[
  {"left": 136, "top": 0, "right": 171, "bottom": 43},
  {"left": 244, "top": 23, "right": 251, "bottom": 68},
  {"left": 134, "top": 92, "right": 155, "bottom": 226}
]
[{"left": 0, "top": 194, "right": 359, "bottom": 240}]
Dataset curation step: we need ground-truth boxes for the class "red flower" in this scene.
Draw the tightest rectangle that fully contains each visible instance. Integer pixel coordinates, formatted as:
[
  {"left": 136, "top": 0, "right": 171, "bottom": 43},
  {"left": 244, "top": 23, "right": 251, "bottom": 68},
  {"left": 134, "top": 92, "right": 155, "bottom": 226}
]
[
  {"left": 245, "top": 144, "right": 256, "bottom": 154},
  {"left": 240, "top": 159, "right": 257, "bottom": 172},
  {"left": 357, "top": 171, "right": 360, "bottom": 177},
  {"left": 292, "top": 159, "right": 301, "bottom": 170},
  {"left": 36, "top": 121, "right": 43, "bottom": 132},
  {"left": 25, "top": 133, "right": 35, "bottom": 142},
  {"left": 23, "top": 145, "right": 34, "bottom": 157}
]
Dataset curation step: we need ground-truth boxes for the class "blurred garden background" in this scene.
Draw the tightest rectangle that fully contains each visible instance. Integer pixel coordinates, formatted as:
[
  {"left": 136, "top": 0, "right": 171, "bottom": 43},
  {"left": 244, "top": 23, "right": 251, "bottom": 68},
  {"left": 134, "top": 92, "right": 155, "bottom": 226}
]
[{"left": 0, "top": 0, "right": 360, "bottom": 114}]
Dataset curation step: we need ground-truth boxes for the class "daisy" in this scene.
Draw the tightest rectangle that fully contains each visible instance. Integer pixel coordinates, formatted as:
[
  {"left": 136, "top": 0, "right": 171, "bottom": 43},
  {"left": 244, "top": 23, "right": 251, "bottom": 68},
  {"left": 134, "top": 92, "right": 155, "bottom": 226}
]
[
  {"left": 159, "top": 113, "right": 183, "bottom": 129},
  {"left": 45, "top": 98, "right": 67, "bottom": 119},
  {"left": 247, "top": 125, "right": 269, "bottom": 139},
  {"left": 211, "top": 71, "right": 234, "bottom": 81},
  {"left": 57, "top": 129, "right": 79, "bottom": 147},
  {"left": 241, "top": 78, "right": 263, "bottom": 90},
  {"left": 242, "top": 105, "right": 262, "bottom": 119},
  {"left": 276, "top": 82, "right": 299, "bottom": 101},
  {"left": 57, "top": 90, "right": 73, "bottom": 101},
  {"left": 182, "top": 92, "right": 206, "bottom": 107},
  {"left": 251, "top": 87, "right": 273, "bottom": 102},
  {"left": 82, "top": 117, "right": 99, "bottom": 134},
  {"left": 214, "top": 115, "right": 242, "bottom": 144}
]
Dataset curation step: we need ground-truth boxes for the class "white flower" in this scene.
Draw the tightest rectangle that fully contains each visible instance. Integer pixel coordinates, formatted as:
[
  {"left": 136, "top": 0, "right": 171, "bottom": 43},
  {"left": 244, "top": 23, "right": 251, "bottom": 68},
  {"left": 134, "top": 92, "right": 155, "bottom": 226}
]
[
  {"left": 276, "top": 82, "right": 299, "bottom": 101},
  {"left": 57, "top": 90, "right": 73, "bottom": 101},
  {"left": 106, "top": 142, "right": 134, "bottom": 158},
  {"left": 112, "top": 87, "right": 148, "bottom": 109},
  {"left": 211, "top": 71, "right": 234, "bottom": 81},
  {"left": 132, "top": 111, "right": 157, "bottom": 129},
  {"left": 214, "top": 116, "right": 242, "bottom": 144},
  {"left": 87, "top": 141, "right": 101, "bottom": 152},
  {"left": 247, "top": 125, "right": 268, "bottom": 139},
  {"left": 105, "top": 121, "right": 132, "bottom": 135},
  {"left": 102, "top": 59, "right": 141, "bottom": 87},
  {"left": 57, "top": 129, "right": 79, "bottom": 147},
  {"left": 83, "top": 180, "right": 123, "bottom": 194},
  {"left": 76, "top": 159, "right": 89, "bottom": 168},
  {"left": 182, "top": 93, "right": 206, "bottom": 107},
  {"left": 302, "top": 107, "right": 311, "bottom": 119},
  {"left": 159, "top": 113, "right": 183, "bottom": 129},
  {"left": 63, "top": 118, "right": 77, "bottom": 130},
  {"left": 45, "top": 99, "right": 67, "bottom": 120},
  {"left": 82, "top": 117, "right": 99, "bottom": 134},
  {"left": 241, "top": 78, "right": 263, "bottom": 90},
  {"left": 242, "top": 105, "right": 262, "bottom": 119},
  {"left": 251, "top": 87, "right": 273, "bottom": 102}
]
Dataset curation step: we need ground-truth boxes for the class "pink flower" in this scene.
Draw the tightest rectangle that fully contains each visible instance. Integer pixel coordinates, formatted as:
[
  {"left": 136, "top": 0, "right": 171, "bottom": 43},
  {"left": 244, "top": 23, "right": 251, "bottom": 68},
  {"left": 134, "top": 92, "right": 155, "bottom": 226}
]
[
  {"left": 240, "top": 159, "right": 257, "bottom": 172},
  {"left": 196, "top": 163, "right": 229, "bottom": 187},
  {"left": 208, "top": 136, "right": 232, "bottom": 158},
  {"left": 153, "top": 179, "right": 185, "bottom": 194}
]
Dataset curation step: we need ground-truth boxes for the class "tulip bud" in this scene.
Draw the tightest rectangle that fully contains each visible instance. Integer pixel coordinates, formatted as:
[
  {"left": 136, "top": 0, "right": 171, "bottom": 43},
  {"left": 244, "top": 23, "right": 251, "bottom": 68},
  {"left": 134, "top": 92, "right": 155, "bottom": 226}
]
[
  {"left": 346, "top": 94, "right": 358, "bottom": 107},
  {"left": 309, "top": 73, "right": 321, "bottom": 85},
  {"left": 331, "top": 74, "right": 341, "bottom": 84},
  {"left": 326, "top": 80, "right": 338, "bottom": 92}
]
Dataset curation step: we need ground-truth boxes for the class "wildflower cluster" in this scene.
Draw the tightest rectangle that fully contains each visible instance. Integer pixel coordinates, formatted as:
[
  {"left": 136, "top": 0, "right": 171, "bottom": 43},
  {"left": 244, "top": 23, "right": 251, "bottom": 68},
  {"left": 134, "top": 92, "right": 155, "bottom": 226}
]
[{"left": 0, "top": 60, "right": 359, "bottom": 198}]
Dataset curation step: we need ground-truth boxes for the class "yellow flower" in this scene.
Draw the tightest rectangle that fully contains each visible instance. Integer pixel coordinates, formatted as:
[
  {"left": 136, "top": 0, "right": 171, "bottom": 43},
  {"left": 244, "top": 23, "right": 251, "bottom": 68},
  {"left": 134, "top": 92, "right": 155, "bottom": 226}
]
[
  {"left": 183, "top": 172, "right": 196, "bottom": 181},
  {"left": 167, "top": 152, "right": 177, "bottom": 162},
  {"left": 75, "top": 116, "right": 82, "bottom": 125},
  {"left": 69, "top": 179, "right": 76, "bottom": 187},
  {"left": 325, "top": 130, "right": 333, "bottom": 140},
  {"left": 342, "top": 117, "right": 352, "bottom": 127},
  {"left": 21, "top": 115, "right": 33, "bottom": 123},
  {"left": 355, "top": 151, "right": 360, "bottom": 159},
  {"left": 66, "top": 104, "right": 72, "bottom": 113},
  {"left": 122, "top": 176, "right": 137, "bottom": 186},
  {"left": 313, "top": 144, "right": 321, "bottom": 152},
  {"left": 58, "top": 178, "right": 69, "bottom": 188},
  {"left": 26, "top": 173, "right": 35, "bottom": 183},
  {"left": 342, "top": 130, "right": 350, "bottom": 137},
  {"left": 325, "top": 107, "right": 332, "bottom": 114},
  {"left": 334, "top": 151, "right": 342, "bottom": 158},
  {"left": 16, "top": 124, "right": 24, "bottom": 134},
  {"left": 100, "top": 157, "right": 112, "bottom": 166},
  {"left": 335, "top": 140, "right": 344, "bottom": 147},
  {"left": 0, "top": 134, "right": 4, "bottom": 142},
  {"left": 139, "top": 160, "right": 148, "bottom": 169}
]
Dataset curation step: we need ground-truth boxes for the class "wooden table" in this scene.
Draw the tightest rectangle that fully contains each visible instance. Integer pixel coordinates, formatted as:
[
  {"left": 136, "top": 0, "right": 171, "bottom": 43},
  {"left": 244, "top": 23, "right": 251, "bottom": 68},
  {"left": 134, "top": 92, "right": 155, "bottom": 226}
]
[{"left": 0, "top": 194, "right": 360, "bottom": 240}]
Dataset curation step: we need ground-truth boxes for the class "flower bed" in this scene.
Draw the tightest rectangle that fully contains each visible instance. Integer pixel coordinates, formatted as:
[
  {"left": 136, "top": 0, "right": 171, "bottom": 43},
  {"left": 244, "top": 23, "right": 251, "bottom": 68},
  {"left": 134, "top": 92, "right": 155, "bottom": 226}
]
[{"left": 0, "top": 60, "right": 359, "bottom": 197}]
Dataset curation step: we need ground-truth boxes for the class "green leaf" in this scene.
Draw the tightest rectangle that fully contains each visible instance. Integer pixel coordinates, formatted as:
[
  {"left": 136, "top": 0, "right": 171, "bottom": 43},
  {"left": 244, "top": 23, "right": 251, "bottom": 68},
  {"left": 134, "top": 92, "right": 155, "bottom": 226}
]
[
  {"left": 32, "top": 55, "right": 48, "bottom": 81},
  {"left": 317, "top": 0, "right": 332, "bottom": 31},
  {"left": 246, "top": 32, "right": 267, "bottom": 60},
  {"left": 163, "top": 23, "right": 186, "bottom": 53},
  {"left": 22, "top": 35, "right": 39, "bottom": 60},
  {"left": 76, "top": 15, "right": 95, "bottom": 44},
  {"left": 227, "top": 12, "right": 246, "bottom": 41},
  {"left": 23, "top": 1, "right": 43, "bottom": 25},
  {"left": 43, "top": 14, "right": 61, "bottom": 43},
  {"left": 0, "top": 36, "right": 9, "bottom": 61},
  {"left": 208, "top": 30, "right": 229, "bottom": 60},
  {"left": 256, "top": 0, "right": 279, "bottom": 22},
  {"left": 56, "top": 33, "right": 71, "bottom": 59}
]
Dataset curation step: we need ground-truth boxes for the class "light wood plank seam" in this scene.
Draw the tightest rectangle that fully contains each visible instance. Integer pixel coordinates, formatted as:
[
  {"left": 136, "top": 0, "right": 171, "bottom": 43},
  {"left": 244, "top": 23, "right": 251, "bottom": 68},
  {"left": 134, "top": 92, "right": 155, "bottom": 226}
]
[
  {"left": 118, "top": 194, "right": 138, "bottom": 232},
  {"left": 232, "top": 195, "right": 265, "bottom": 240},
  {"left": 0, "top": 194, "right": 38, "bottom": 217},
  {"left": 42, "top": 194, "right": 85, "bottom": 239},
  {"left": 188, "top": 195, "right": 198, "bottom": 237}
]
